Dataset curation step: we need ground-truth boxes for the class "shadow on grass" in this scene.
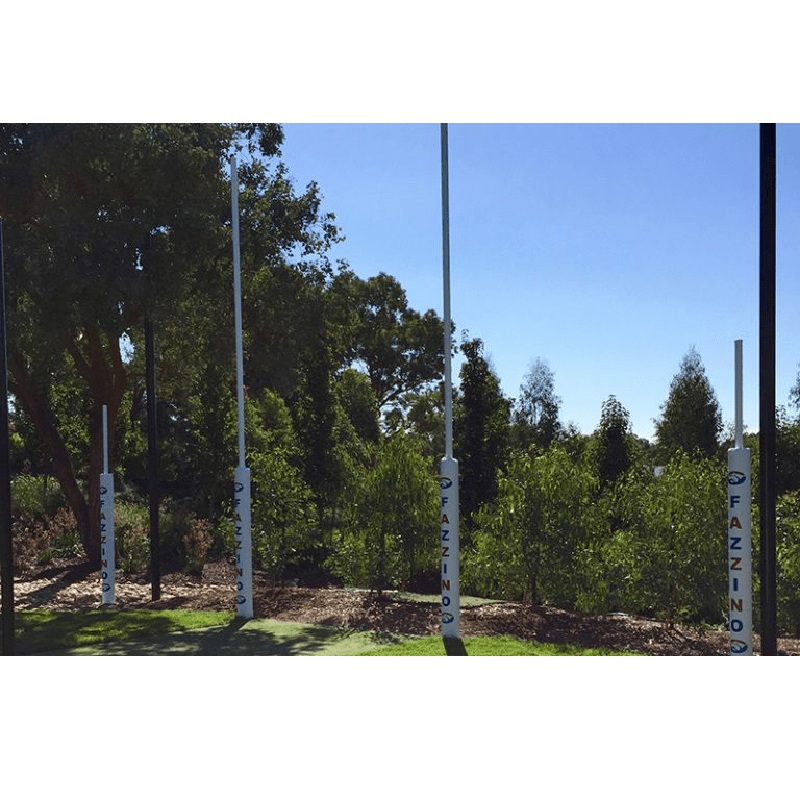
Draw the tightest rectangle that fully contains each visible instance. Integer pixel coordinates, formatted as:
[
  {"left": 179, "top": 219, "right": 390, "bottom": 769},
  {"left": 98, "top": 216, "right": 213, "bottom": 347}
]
[
  {"left": 443, "top": 637, "right": 468, "bottom": 656},
  {"left": 40, "top": 618, "right": 406, "bottom": 656},
  {"left": 16, "top": 608, "right": 211, "bottom": 655}
]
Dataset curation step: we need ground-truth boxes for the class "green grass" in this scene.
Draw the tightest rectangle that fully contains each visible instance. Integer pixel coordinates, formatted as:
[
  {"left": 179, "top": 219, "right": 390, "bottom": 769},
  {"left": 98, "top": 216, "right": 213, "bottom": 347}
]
[
  {"left": 362, "top": 634, "right": 640, "bottom": 656},
  {"left": 13, "top": 609, "right": 638, "bottom": 656},
  {"left": 14, "top": 609, "right": 410, "bottom": 656},
  {"left": 16, "top": 608, "right": 236, "bottom": 654}
]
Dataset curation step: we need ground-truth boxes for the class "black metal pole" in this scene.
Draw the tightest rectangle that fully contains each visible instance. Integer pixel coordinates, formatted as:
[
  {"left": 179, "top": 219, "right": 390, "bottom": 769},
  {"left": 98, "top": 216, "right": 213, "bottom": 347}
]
[
  {"left": 759, "top": 123, "right": 777, "bottom": 656},
  {"left": 145, "top": 314, "right": 160, "bottom": 601},
  {"left": 0, "top": 219, "right": 14, "bottom": 655}
]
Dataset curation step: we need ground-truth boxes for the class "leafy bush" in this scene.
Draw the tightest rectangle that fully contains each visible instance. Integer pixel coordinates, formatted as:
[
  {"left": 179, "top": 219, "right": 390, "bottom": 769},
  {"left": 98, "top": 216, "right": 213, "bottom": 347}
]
[
  {"left": 250, "top": 448, "right": 314, "bottom": 583},
  {"left": 464, "top": 446, "right": 602, "bottom": 608},
  {"left": 11, "top": 474, "right": 65, "bottom": 519},
  {"left": 776, "top": 492, "right": 800, "bottom": 634},
  {"left": 605, "top": 453, "right": 726, "bottom": 624},
  {"left": 115, "top": 502, "right": 150, "bottom": 574},
  {"left": 331, "top": 433, "right": 439, "bottom": 592},
  {"left": 12, "top": 505, "right": 80, "bottom": 570}
]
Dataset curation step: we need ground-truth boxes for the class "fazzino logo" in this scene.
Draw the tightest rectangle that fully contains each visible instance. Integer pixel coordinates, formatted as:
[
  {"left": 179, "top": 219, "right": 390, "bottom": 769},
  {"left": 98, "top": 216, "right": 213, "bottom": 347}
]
[{"left": 441, "top": 474, "right": 455, "bottom": 626}]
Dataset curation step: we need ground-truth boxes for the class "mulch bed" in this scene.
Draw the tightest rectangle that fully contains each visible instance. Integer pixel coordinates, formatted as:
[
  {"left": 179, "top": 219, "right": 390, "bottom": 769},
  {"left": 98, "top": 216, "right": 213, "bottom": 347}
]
[{"left": 7, "top": 558, "right": 800, "bottom": 655}]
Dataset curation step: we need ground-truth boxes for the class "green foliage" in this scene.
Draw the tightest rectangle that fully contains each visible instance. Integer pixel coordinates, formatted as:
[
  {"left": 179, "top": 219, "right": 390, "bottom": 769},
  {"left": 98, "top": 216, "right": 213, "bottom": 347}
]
[
  {"left": 10, "top": 474, "right": 65, "bottom": 519},
  {"left": 0, "top": 123, "right": 340, "bottom": 561},
  {"left": 513, "top": 357, "right": 562, "bottom": 450},
  {"left": 243, "top": 391, "right": 315, "bottom": 580},
  {"left": 115, "top": 502, "right": 150, "bottom": 574},
  {"left": 653, "top": 348, "right": 722, "bottom": 462},
  {"left": 465, "top": 446, "right": 602, "bottom": 608},
  {"left": 776, "top": 492, "right": 800, "bottom": 634},
  {"left": 455, "top": 337, "right": 511, "bottom": 523},
  {"left": 329, "top": 271, "right": 444, "bottom": 416},
  {"left": 595, "top": 395, "right": 633, "bottom": 487},
  {"left": 332, "top": 432, "right": 439, "bottom": 592},
  {"left": 12, "top": 505, "right": 80, "bottom": 569},
  {"left": 603, "top": 453, "right": 726, "bottom": 623},
  {"left": 335, "top": 368, "right": 380, "bottom": 444},
  {"left": 776, "top": 408, "right": 800, "bottom": 495},
  {"left": 250, "top": 448, "right": 314, "bottom": 581}
]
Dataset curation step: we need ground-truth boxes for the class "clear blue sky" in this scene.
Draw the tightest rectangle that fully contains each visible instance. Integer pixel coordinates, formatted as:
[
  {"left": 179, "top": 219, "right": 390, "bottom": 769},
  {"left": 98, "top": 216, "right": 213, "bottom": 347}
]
[{"left": 279, "top": 123, "right": 800, "bottom": 442}]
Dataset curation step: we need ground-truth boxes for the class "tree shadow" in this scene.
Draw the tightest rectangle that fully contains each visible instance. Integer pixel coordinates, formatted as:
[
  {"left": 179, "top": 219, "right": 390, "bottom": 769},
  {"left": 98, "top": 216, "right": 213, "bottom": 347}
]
[
  {"left": 443, "top": 637, "right": 468, "bottom": 656},
  {"left": 34, "top": 618, "right": 396, "bottom": 656}
]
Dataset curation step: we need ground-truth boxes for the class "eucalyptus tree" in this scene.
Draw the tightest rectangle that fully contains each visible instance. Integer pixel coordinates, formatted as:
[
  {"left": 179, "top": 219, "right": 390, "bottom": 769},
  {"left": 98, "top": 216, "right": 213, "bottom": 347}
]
[
  {"left": 0, "top": 123, "right": 341, "bottom": 562},
  {"left": 653, "top": 347, "right": 722, "bottom": 462},
  {"left": 328, "top": 271, "right": 444, "bottom": 422},
  {"left": 595, "top": 394, "right": 633, "bottom": 487},
  {"left": 455, "top": 337, "right": 511, "bottom": 523},
  {"left": 513, "top": 357, "right": 561, "bottom": 451}
]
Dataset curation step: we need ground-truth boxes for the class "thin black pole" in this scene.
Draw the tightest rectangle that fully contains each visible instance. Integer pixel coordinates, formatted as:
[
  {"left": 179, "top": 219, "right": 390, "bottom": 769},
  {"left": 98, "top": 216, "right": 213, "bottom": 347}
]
[
  {"left": 0, "top": 219, "right": 14, "bottom": 655},
  {"left": 759, "top": 123, "right": 777, "bottom": 656},
  {"left": 145, "top": 314, "right": 160, "bottom": 601}
]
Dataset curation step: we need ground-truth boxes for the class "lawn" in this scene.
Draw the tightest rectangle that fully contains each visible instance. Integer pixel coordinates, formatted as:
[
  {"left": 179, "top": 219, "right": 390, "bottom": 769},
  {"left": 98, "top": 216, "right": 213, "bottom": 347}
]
[
  {"left": 12, "top": 609, "right": 638, "bottom": 656},
  {"left": 360, "top": 634, "right": 639, "bottom": 656}
]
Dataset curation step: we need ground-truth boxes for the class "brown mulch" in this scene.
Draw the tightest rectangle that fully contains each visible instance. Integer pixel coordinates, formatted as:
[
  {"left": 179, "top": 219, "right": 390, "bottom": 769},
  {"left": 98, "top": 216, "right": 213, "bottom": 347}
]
[{"left": 7, "top": 558, "right": 800, "bottom": 655}]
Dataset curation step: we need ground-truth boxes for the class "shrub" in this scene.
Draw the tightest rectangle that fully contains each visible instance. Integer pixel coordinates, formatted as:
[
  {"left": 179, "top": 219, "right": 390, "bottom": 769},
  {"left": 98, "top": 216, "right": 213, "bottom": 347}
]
[
  {"left": 332, "top": 433, "right": 439, "bottom": 593},
  {"left": 249, "top": 448, "right": 314, "bottom": 583},
  {"left": 464, "top": 446, "right": 602, "bottom": 608},
  {"left": 183, "top": 517, "right": 213, "bottom": 576},
  {"left": 606, "top": 453, "right": 727, "bottom": 624},
  {"left": 11, "top": 474, "right": 65, "bottom": 520},
  {"left": 115, "top": 502, "right": 150, "bottom": 574},
  {"left": 11, "top": 505, "right": 80, "bottom": 571},
  {"left": 776, "top": 492, "right": 800, "bottom": 634}
]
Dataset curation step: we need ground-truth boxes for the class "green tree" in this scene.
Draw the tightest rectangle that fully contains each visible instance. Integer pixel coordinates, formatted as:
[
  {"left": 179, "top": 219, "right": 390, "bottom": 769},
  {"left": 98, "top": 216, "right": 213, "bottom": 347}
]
[
  {"left": 653, "top": 348, "right": 722, "bottom": 462},
  {"left": 595, "top": 395, "right": 632, "bottom": 487},
  {"left": 333, "top": 433, "right": 438, "bottom": 593},
  {"left": 402, "top": 385, "right": 446, "bottom": 460},
  {"left": 0, "top": 123, "right": 341, "bottom": 562},
  {"left": 465, "top": 446, "right": 601, "bottom": 608},
  {"left": 246, "top": 391, "right": 314, "bottom": 584},
  {"left": 335, "top": 368, "right": 381, "bottom": 445},
  {"left": 606, "top": 452, "right": 727, "bottom": 623},
  {"left": 789, "top": 363, "right": 800, "bottom": 416},
  {"left": 329, "top": 271, "right": 444, "bottom": 421},
  {"left": 776, "top": 406, "right": 800, "bottom": 496},
  {"left": 775, "top": 492, "right": 800, "bottom": 634},
  {"left": 455, "top": 337, "right": 511, "bottom": 524},
  {"left": 513, "top": 357, "right": 561, "bottom": 451}
]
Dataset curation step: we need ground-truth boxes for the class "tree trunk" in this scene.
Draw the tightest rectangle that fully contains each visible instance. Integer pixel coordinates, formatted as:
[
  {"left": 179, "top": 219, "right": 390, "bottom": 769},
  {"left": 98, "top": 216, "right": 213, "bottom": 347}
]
[
  {"left": 10, "top": 327, "right": 127, "bottom": 566},
  {"left": 10, "top": 352, "right": 92, "bottom": 557}
]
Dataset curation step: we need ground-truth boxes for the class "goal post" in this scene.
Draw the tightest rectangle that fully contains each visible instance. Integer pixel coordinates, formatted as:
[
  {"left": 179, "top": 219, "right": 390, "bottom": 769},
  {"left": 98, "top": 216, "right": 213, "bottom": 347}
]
[{"left": 727, "top": 340, "right": 752, "bottom": 655}]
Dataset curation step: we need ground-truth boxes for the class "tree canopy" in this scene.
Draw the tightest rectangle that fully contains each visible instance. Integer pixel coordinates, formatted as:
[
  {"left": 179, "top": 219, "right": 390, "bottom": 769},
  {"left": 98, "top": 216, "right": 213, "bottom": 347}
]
[
  {"left": 0, "top": 123, "right": 339, "bottom": 561},
  {"left": 514, "top": 357, "right": 561, "bottom": 450},
  {"left": 653, "top": 347, "right": 722, "bottom": 462},
  {"left": 455, "top": 337, "right": 510, "bottom": 523}
]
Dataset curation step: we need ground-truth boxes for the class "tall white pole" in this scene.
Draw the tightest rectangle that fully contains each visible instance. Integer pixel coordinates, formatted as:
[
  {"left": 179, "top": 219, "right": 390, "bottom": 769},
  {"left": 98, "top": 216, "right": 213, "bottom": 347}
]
[
  {"left": 440, "top": 124, "right": 460, "bottom": 638},
  {"left": 230, "top": 155, "right": 253, "bottom": 619},
  {"left": 100, "top": 405, "right": 115, "bottom": 605},
  {"left": 735, "top": 339, "right": 744, "bottom": 449},
  {"left": 728, "top": 339, "right": 752, "bottom": 655}
]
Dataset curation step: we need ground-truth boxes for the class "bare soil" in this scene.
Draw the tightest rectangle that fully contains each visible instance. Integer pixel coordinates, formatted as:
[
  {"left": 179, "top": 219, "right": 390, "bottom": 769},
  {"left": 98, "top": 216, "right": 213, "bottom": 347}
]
[{"left": 9, "top": 558, "right": 800, "bottom": 655}]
